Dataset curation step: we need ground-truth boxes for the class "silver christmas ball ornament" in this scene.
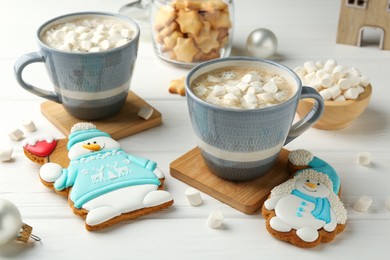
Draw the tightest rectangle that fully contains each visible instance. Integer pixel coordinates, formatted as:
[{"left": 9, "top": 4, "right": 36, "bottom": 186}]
[{"left": 246, "top": 28, "right": 278, "bottom": 59}]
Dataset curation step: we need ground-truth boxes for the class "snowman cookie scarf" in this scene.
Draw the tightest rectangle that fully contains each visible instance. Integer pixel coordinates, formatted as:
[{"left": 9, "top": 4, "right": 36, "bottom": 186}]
[
  {"left": 262, "top": 149, "right": 347, "bottom": 248},
  {"left": 24, "top": 122, "right": 174, "bottom": 231}
]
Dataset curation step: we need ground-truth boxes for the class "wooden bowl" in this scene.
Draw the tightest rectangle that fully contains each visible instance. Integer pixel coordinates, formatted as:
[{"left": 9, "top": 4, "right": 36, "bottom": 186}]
[{"left": 297, "top": 84, "right": 372, "bottom": 130}]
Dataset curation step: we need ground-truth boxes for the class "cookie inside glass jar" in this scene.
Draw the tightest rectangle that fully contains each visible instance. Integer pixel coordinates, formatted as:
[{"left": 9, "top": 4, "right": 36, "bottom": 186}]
[{"left": 152, "top": 0, "right": 233, "bottom": 66}]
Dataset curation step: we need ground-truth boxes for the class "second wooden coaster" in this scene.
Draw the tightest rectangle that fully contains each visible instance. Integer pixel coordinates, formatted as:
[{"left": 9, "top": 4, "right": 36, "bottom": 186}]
[
  {"left": 170, "top": 147, "right": 292, "bottom": 214},
  {"left": 41, "top": 91, "right": 162, "bottom": 139}
]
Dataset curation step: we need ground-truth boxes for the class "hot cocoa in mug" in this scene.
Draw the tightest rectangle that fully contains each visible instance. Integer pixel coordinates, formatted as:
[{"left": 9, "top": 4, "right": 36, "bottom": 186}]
[
  {"left": 14, "top": 12, "right": 140, "bottom": 120},
  {"left": 186, "top": 57, "right": 325, "bottom": 181}
]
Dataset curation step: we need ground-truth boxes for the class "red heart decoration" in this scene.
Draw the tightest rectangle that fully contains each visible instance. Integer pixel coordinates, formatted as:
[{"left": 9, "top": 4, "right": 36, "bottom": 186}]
[{"left": 24, "top": 139, "right": 57, "bottom": 157}]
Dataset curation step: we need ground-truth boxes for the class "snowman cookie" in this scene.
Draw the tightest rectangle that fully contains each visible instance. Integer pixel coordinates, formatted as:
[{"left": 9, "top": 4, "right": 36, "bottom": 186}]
[
  {"left": 23, "top": 123, "right": 174, "bottom": 231},
  {"left": 262, "top": 149, "right": 347, "bottom": 248}
]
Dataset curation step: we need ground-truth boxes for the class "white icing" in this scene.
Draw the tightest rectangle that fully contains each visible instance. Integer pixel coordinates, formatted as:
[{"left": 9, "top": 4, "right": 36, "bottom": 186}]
[
  {"left": 39, "top": 163, "right": 63, "bottom": 182},
  {"left": 143, "top": 190, "right": 172, "bottom": 208},
  {"left": 85, "top": 206, "right": 121, "bottom": 226},
  {"left": 267, "top": 169, "right": 347, "bottom": 225},
  {"left": 68, "top": 136, "right": 120, "bottom": 160},
  {"left": 296, "top": 227, "right": 319, "bottom": 242},
  {"left": 0, "top": 199, "right": 23, "bottom": 245},
  {"left": 153, "top": 167, "right": 165, "bottom": 179},
  {"left": 274, "top": 194, "right": 328, "bottom": 230},
  {"left": 70, "top": 122, "right": 96, "bottom": 133},
  {"left": 288, "top": 149, "right": 313, "bottom": 166},
  {"left": 22, "top": 135, "right": 55, "bottom": 147},
  {"left": 83, "top": 184, "right": 172, "bottom": 226},
  {"left": 269, "top": 216, "right": 292, "bottom": 232}
]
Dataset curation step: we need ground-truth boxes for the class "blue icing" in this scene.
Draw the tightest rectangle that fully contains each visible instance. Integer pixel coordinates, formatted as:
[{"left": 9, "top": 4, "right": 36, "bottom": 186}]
[
  {"left": 301, "top": 201, "right": 307, "bottom": 206},
  {"left": 292, "top": 189, "right": 331, "bottom": 224},
  {"left": 296, "top": 212, "right": 302, "bottom": 217},
  {"left": 302, "top": 156, "right": 340, "bottom": 194},
  {"left": 54, "top": 148, "right": 160, "bottom": 208},
  {"left": 298, "top": 207, "right": 304, "bottom": 212}
]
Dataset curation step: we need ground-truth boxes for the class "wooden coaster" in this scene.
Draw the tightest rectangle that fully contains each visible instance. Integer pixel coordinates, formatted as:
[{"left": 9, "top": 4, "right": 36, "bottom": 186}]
[
  {"left": 170, "top": 147, "right": 292, "bottom": 214},
  {"left": 41, "top": 91, "right": 162, "bottom": 140}
]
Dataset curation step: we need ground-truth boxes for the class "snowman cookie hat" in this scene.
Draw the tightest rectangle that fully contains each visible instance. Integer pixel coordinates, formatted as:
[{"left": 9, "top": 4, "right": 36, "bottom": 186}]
[
  {"left": 67, "top": 122, "right": 110, "bottom": 150},
  {"left": 287, "top": 149, "right": 340, "bottom": 194}
]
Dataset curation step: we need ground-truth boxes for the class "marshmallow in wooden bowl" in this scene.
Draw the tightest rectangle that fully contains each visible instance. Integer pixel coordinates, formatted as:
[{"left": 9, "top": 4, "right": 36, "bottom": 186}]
[{"left": 295, "top": 59, "right": 372, "bottom": 130}]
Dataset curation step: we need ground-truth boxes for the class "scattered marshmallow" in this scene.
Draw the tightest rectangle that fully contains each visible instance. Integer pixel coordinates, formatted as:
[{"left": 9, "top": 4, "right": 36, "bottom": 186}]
[
  {"left": 328, "top": 85, "right": 341, "bottom": 99},
  {"left": 22, "top": 119, "right": 37, "bottom": 132},
  {"left": 320, "top": 74, "right": 332, "bottom": 88},
  {"left": 304, "top": 61, "right": 317, "bottom": 74},
  {"left": 257, "top": 92, "right": 274, "bottom": 103},
  {"left": 207, "top": 211, "right": 224, "bottom": 229},
  {"left": 243, "top": 93, "right": 258, "bottom": 104},
  {"left": 359, "top": 76, "right": 370, "bottom": 87},
  {"left": 241, "top": 72, "right": 260, "bottom": 84},
  {"left": 7, "top": 128, "right": 24, "bottom": 141},
  {"left": 185, "top": 187, "right": 203, "bottom": 206},
  {"left": 357, "top": 152, "right": 371, "bottom": 166},
  {"left": 315, "top": 60, "right": 324, "bottom": 69},
  {"left": 294, "top": 59, "right": 370, "bottom": 101},
  {"left": 353, "top": 195, "right": 373, "bottom": 212},
  {"left": 294, "top": 66, "right": 306, "bottom": 77},
  {"left": 193, "top": 85, "right": 208, "bottom": 97},
  {"left": 332, "top": 65, "right": 347, "bottom": 80},
  {"left": 212, "top": 85, "right": 226, "bottom": 97},
  {"left": 343, "top": 87, "right": 359, "bottom": 100},
  {"left": 137, "top": 107, "right": 154, "bottom": 120},
  {"left": 324, "top": 59, "right": 337, "bottom": 69},
  {"left": 207, "top": 75, "right": 222, "bottom": 83},
  {"left": 346, "top": 67, "right": 360, "bottom": 79},
  {"left": 357, "top": 85, "right": 365, "bottom": 94},
  {"left": 338, "top": 78, "right": 352, "bottom": 90},
  {"left": 0, "top": 146, "right": 13, "bottom": 162},
  {"left": 319, "top": 88, "right": 332, "bottom": 100},
  {"left": 334, "top": 95, "right": 346, "bottom": 102},
  {"left": 263, "top": 81, "right": 278, "bottom": 93}
]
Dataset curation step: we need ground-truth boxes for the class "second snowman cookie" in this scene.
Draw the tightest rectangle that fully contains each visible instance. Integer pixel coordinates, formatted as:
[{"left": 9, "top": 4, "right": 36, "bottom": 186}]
[{"left": 262, "top": 149, "right": 347, "bottom": 248}]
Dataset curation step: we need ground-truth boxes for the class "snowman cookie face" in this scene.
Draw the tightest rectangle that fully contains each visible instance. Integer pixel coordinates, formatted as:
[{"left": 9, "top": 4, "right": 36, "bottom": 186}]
[
  {"left": 68, "top": 136, "right": 120, "bottom": 160},
  {"left": 295, "top": 178, "right": 330, "bottom": 198}
]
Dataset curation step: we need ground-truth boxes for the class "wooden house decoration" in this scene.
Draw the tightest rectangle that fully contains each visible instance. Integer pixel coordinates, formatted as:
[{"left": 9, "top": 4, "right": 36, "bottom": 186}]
[{"left": 336, "top": 0, "right": 390, "bottom": 50}]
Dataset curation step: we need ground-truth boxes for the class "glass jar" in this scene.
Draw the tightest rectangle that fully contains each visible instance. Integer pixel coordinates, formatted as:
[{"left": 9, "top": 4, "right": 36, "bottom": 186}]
[{"left": 151, "top": 0, "right": 234, "bottom": 67}]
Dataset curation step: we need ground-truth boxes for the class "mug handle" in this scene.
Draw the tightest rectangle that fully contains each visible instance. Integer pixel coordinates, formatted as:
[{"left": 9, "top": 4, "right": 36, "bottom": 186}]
[
  {"left": 14, "top": 52, "right": 61, "bottom": 103},
  {"left": 284, "top": 86, "right": 324, "bottom": 144}
]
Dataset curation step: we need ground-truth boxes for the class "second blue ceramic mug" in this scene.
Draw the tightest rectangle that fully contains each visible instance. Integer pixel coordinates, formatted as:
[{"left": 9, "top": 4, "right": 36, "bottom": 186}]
[
  {"left": 14, "top": 12, "right": 140, "bottom": 120},
  {"left": 186, "top": 57, "right": 324, "bottom": 181}
]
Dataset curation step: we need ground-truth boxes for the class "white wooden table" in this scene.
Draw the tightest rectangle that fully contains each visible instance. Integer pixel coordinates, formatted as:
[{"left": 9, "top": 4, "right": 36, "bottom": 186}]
[{"left": 1, "top": 0, "right": 390, "bottom": 259}]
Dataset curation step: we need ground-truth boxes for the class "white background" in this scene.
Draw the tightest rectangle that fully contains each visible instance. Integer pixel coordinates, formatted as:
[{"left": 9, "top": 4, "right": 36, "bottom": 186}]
[{"left": 1, "top": 0, "right": 390, "bottom": 259}]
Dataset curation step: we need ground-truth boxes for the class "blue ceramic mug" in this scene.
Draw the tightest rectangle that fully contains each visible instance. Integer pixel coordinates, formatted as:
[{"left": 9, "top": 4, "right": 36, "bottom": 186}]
[
  {"left": 14, "top": 12, "right": 140, "bottom": 120},
  {"left": 185, "top": 57, "right": 324, "bottom": 181}
]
